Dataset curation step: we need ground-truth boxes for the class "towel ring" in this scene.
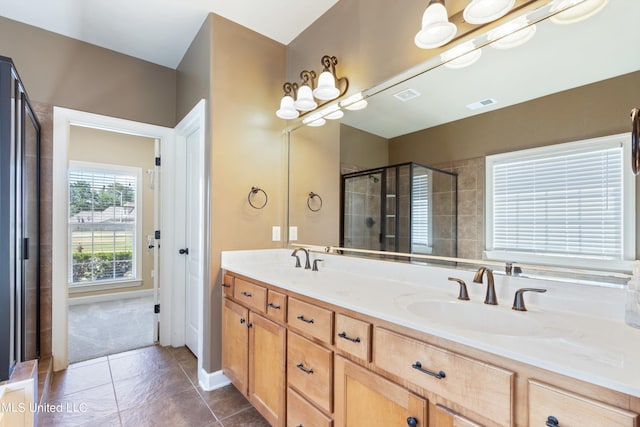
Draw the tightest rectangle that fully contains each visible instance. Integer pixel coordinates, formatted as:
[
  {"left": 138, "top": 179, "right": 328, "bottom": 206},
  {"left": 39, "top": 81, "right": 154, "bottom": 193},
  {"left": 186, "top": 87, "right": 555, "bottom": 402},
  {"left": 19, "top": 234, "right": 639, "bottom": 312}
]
[
  {"left": 248, "top": 186, "right": 268, "bottom": 209},
  {"left": 307, "top": 192, "right": 323, "bottom": 212},
  {"left": 632, "top": 107, "right": 640, "bottom": 175}
]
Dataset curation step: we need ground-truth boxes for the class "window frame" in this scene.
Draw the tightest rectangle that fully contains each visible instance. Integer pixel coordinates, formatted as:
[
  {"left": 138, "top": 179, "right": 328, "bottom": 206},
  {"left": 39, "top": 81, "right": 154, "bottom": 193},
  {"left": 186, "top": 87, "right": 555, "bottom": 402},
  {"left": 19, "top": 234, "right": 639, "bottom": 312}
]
[
  {"left": 67, "top": 160, "right": 143, "bottom": 290},
  {"left": 485, "top": 133, "right": 635, "bottom": 272}
]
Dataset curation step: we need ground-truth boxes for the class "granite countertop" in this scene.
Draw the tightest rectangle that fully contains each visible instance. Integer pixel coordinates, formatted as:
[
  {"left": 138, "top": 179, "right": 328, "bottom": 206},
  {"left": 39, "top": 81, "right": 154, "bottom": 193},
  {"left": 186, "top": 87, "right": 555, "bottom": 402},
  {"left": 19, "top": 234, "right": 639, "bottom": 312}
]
[{"left": 221, "top": 249, "right": 640, "bottom": 398}]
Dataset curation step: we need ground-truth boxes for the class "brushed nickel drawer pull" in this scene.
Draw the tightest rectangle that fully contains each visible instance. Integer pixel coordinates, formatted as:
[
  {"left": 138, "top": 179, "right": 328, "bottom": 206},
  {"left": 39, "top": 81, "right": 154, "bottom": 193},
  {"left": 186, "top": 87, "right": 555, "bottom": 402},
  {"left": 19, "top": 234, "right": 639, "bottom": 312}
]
[
  {"left": 296, "top": 315, "right": 314, "bottom": 324},
  {"left": 296, "top": 363, "right": 314, "bottom": 374},
  {"left": 411, "top": 361, "right": 446, "bottom": 379},
  {"left": 338, "top": 331, "right": 361, "bottom": 343},
  {"left": 240, "top": 291, "right": 252, "bottom": 298},
  {"left": 268, "top": 302, "right": 281, "bottom": 310}
]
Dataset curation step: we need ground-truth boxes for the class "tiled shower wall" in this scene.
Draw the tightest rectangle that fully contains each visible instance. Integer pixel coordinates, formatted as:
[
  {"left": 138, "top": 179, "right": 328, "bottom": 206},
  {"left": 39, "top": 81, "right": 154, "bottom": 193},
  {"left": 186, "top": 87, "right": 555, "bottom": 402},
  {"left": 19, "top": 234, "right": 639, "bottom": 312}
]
[
  {"left": 33, "top": 101, "right": 53, "bottom": 359},
  {"left": 434, "top": 157, "right": 485, "bottom": 260}
]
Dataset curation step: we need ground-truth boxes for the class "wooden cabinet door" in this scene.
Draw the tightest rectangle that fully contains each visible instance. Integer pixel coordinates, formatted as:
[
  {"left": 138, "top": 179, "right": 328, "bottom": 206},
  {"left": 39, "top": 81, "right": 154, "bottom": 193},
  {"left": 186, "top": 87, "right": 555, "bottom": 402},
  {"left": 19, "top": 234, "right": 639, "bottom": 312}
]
[
  {"left": 431, "top": 403, "right": 483, "bottom": 427},
  {"left": 222, "top": 298, "right": 249, "bottom": 395},
  {"left": 249, "top": 311, "right": 286, "bottom": 427},
  {"left": 334, "top": 356, "right": 427, "bottom": 427}
]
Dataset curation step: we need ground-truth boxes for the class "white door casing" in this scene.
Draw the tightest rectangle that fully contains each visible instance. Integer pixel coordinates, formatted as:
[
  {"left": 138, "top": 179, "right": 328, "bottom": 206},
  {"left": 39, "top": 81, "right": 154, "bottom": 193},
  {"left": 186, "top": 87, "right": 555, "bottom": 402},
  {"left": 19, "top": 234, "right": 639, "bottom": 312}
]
[
  {"left": 174, "top": 100, "right": 206, "bottom": 361},
  {"left": 52, "top": 107, "right": 175, "bottom": 371}
]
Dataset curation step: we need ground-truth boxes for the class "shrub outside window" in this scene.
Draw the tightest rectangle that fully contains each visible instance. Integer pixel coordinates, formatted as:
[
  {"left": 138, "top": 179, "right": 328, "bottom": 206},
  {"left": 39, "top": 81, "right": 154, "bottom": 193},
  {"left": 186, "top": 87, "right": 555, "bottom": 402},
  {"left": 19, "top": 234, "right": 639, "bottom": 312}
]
[{"left": 68, "top": 162, "right": 142, "bottom": 286}]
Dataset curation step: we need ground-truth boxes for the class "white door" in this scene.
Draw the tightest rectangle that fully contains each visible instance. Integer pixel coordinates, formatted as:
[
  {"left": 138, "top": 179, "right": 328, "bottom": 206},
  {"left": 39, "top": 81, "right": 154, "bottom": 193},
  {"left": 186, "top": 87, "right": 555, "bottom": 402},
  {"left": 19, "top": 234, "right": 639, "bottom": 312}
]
[
  {"left": 174, "top": 100, "right": 206, "bottom": 359},
  {"left": 184, "top": 127, "right": 203, "bottom": 356}
]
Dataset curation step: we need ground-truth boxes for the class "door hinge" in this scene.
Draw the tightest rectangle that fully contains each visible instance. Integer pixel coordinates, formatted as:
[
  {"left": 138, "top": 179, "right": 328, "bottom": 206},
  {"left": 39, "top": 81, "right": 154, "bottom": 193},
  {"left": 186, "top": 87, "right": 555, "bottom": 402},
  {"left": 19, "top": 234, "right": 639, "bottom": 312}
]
[
  {"left": 154, "top": 304, "right": 160, "bottom": 314},
  {"left": 155, "top": 230, "right": 161, "bottom": 239},
  {"left": 155, "top": 156, "right": 161, "bottom": 166}
]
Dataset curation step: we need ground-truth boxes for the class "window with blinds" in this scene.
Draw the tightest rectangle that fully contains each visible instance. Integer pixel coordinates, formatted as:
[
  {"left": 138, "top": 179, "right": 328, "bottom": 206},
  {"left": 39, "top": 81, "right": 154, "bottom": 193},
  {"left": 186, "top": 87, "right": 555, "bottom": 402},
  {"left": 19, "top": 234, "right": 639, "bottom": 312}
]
[
  {"left": 411, "top": 171, "right": 432, "bottom": 254},
  {"left": 486, "top": 134, "right": 634, "bottom": 271},
  {"left": 68, "top": 162, "right": 140, "bottom": 285}
]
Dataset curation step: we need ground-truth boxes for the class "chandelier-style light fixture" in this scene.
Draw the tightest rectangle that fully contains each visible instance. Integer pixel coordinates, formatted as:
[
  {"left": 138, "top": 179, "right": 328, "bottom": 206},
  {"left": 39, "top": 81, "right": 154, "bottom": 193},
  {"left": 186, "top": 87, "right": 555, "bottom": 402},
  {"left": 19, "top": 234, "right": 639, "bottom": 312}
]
[{"left": 276, "top": 55, "right": 349, "bottom": 121}]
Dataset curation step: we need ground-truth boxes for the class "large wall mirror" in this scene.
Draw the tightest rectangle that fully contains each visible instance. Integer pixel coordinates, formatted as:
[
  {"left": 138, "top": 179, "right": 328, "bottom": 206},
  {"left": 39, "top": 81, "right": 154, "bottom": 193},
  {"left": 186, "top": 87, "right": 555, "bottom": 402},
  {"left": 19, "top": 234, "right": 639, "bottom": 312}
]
[{"left": 287, "top": 0, "right": 640, "bottom": 278}]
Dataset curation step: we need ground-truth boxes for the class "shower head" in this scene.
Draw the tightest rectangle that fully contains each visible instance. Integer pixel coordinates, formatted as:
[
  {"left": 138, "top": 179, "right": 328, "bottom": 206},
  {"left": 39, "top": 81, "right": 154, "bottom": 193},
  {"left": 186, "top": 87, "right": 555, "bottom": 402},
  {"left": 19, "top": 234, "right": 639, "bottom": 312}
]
[{"left": 369, "top": 174, "right": 380, "bottom": 183}]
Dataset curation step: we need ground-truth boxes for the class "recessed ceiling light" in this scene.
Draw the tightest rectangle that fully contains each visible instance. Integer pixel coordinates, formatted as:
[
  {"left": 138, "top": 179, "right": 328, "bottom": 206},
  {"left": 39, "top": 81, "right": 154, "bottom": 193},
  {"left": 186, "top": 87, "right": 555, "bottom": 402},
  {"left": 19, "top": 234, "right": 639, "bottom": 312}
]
[
  {"left": 466, "top": 98, "right": 497, "bottom": 110},
  {"left": 393, "top": 88, "right": 421, "bottom": 101}
]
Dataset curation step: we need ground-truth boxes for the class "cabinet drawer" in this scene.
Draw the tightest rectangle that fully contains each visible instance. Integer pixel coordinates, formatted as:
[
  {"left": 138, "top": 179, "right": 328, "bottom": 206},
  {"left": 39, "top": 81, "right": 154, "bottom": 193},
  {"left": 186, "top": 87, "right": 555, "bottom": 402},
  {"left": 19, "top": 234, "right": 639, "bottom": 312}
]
[
  {"left": 335, "top": 314, "right": 371, "bottom": 362},
  {"left": 266, "top": 290, "right": 287, "bottom": 323},
  {"left": 529, "top": 380, "right": 638, "bottom": 427},
  {"left": 287, "top": 387, "right": 332, "bottom": 427},
  {"left": 222, "top": 273, "right": 234, "bottom": 297},
  {"left": 288, "top": 298, "right": 333, "bottom": 345},
  {"left": 234, "top": 278, "right": 267, "bottom": 313},
  {"left": 288, "top": 332, "right": 333, "bottom": 414},
  {"left": 374, "top": 327, "right": 513, "bottom": 426}
]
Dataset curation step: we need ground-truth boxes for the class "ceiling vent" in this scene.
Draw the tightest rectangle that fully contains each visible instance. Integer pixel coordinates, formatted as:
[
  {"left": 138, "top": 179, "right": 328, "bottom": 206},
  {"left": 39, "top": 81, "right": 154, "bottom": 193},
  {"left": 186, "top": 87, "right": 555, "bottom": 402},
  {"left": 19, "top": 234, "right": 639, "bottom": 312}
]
[
  {"left": 466, "top": 98, "right": 497, "bottom": 110},
  {"left": 393, "top": 88, "right": 421, "bottom": 102}
]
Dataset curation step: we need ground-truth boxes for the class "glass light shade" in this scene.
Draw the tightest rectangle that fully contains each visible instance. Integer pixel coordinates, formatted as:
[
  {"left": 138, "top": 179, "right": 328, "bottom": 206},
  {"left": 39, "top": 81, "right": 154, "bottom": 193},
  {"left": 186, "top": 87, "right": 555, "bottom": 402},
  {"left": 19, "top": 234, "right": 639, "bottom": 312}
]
[
  {"left": 304, "top": 117, "right": 326, "bottom": 127},
  {"left": 489, "top": 18, "right": 537, "bottom": 49},
  {"left": 441, "top": 43, "right": 482, "bottom": 69},
  {"left": 550, "top": 0, "right": 608, "bottom": 24},
  {"left": 275, "top": 95, "right": 299, "bottom": 119},
  {"left": 313, "top": 71, "right": 340, "bottom": 100},
  {"left": 340, "top": 93, "right": 368, "bottom": 111},
  {"left": 294, "top": 85, "right": 318, "bottom": 111},
  {"left": 463, "top": 0, "right": 516, "bottom": 24},
  {"left": 415, "top": 2, "right": 458, "bottom": 49}
]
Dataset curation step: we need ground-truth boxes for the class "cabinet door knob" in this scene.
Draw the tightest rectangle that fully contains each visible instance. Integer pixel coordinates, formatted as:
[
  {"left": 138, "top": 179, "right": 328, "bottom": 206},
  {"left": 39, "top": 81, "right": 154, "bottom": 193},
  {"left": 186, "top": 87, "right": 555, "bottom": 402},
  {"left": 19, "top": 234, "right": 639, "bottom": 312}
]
[
  {"left": 407, "top": 416, "right": 418, "bottom": 427},
  {"left": 239, "top": 318, "right": 245, "bottom": 324},
  {"left": 546, "top": 416, "right": 559, "bottom": 427}
]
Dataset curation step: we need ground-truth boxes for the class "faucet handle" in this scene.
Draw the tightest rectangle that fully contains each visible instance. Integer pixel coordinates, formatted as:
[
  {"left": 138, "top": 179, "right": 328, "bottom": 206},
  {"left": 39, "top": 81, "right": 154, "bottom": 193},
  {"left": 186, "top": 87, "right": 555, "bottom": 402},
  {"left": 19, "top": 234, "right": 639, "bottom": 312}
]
[
  {"left": 312, "top": 259, "right": 323, "bottom": 271},
  {"left": 512, "top": 288, "right": 547, "bottom": 311},
  {"left": 291, "top": 252, "right": 301, "bottom": 268},
  {"left": 448, "top": 277, "right": 470, "bottom": 300}
]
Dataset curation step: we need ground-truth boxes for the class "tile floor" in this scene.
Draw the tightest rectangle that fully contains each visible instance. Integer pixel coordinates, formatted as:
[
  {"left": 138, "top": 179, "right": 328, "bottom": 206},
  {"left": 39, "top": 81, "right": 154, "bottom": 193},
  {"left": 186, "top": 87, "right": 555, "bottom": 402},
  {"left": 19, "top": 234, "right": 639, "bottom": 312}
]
[{"left": 42, "top": 345, "right": 270, "bottom": 427}]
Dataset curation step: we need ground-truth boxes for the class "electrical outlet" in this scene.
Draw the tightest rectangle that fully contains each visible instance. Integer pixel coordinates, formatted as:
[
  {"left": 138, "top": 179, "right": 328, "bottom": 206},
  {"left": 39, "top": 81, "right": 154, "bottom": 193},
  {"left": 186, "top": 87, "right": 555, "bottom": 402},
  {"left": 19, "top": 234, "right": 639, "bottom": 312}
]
[
  {"left": 272, "top": 226, "right": 281, "bottom": 241},
  {"left": 289, "top": 226, "right": 298, "bottom": 241}
]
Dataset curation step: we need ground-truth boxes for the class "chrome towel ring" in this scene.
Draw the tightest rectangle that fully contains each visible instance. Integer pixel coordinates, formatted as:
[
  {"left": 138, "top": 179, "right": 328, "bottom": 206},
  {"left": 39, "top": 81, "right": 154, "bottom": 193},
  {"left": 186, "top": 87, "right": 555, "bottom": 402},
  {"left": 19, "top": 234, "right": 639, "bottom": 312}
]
[
  {"left": 632, "top": 107, "right": 640, "bottom": 176},
  {"left": 248, "top": 186, "right": 268, "bottom": 209},
  {"left": 307, "top": 192, "right": 323, "bottom": 212}
]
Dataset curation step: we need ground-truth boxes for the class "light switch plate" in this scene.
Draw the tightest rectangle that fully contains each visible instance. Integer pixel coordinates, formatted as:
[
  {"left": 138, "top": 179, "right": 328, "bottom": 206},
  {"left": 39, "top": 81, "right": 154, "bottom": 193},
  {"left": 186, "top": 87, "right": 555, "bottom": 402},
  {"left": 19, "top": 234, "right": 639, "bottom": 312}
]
[
  {"left": 272, "top": 226, "right": 281, "bottom": 241},
  {"left": 289, "top": 226, "right": 298, "bottom": 241}
]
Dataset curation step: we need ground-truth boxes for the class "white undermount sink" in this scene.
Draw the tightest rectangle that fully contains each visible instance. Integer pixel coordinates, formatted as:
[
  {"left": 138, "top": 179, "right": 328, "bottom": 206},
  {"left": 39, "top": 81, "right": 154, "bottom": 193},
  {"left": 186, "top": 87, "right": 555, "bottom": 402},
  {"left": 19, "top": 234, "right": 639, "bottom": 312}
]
[{"left": 402, "top": 299, "right": 562, "bottom": 338}]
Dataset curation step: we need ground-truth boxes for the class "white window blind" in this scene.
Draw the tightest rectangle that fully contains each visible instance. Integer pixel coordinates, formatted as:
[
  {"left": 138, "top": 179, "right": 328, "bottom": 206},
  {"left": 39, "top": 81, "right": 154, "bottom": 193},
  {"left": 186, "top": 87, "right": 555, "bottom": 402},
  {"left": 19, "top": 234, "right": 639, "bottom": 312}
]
[
  {"left": 68, "top": 163, "right": 140, "bottom": 285},
  {"left": 411, "top": 172, "right": 432, "bottom": 254},
  {"left": 486, "top": 134, "right": 634, "bottom": 270}
]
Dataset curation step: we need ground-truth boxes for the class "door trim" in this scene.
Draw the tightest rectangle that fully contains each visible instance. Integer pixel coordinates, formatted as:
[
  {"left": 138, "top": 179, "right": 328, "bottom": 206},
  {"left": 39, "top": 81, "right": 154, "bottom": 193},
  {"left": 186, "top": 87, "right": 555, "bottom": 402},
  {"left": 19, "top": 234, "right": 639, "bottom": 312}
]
[
  {"left": 174, "top": 99, "right": 207, "bottom": 378},
  {"left": 52, "top": 107, "right": 175, "bottom": 371}
]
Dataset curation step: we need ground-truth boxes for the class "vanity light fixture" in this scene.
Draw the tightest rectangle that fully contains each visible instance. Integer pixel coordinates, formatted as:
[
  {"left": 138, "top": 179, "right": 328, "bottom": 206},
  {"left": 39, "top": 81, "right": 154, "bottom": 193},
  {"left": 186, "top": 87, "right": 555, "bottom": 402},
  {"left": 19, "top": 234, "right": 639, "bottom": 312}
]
[
  {"left": 488, "top": 16, "right": 537, "bottom": 49},
  {"left": 275, "top": 55, "right": 349, "bottom": 120},
  {"left": 441, "top": 42, "right": 482, "bottom": 69},
  {"left": 463, "top": 0, "right": 516, "bottom": 25},
  {"left": 415, "top": 0, "right": 458, "bottom": 49},
  {"left": 550, "top": 0, "right": 608, "bottom": 25}
]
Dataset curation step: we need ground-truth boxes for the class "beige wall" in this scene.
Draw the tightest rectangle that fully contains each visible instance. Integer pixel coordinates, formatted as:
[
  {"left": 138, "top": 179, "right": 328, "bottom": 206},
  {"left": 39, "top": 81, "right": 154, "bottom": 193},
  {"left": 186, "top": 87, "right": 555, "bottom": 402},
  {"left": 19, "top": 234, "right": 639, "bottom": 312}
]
[
  {"left": 340, "top": 125, "right": 389, "bottom": 172},
  {"left": 0, "top": 17, "right": 176, "bottom": 127},
  {"left": 68, "top": 126, "right": 156, "bottom": 298},
  {"left": 177, "top": 14, "right": 286, "bottom": 372}
]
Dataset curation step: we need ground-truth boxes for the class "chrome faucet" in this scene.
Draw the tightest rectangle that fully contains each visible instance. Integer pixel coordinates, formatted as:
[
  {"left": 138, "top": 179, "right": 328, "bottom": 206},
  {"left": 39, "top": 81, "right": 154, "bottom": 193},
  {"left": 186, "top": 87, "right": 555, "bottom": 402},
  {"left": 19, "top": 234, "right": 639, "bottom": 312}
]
[
  {"left": 291, "top": 248, "right": 311, "bottom": 269},
  {"left": 473, "top": 266, "right": 498, "bottom": 305}
]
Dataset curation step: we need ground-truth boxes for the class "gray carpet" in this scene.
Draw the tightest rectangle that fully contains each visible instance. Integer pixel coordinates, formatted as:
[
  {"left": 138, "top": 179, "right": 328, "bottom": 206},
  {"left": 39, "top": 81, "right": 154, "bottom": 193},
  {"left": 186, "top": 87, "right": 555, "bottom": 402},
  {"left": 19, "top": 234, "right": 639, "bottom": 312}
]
[{"left": 68, "top": 295, "right": 156, "bottom": 363}]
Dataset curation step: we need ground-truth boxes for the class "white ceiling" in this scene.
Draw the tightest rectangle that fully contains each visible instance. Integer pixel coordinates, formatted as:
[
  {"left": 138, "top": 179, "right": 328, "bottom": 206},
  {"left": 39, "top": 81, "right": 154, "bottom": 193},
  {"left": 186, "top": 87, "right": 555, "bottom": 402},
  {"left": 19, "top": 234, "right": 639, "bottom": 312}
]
[
  {"left": 341, "top": 0, "right": 640, "bottom": 138},
  {"left": 0, "top": 0, "right": 340, "bottom": 69}
]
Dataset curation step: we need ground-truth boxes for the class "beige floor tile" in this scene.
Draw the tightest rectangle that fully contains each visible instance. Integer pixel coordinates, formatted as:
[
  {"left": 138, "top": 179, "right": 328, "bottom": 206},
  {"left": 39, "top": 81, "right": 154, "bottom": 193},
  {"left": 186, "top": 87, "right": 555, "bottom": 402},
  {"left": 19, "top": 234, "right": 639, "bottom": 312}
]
[
  {"left": 49, "top": 360, "right": 112, "bottom": 398},
  {"left": 219, "top": 407, "right": 270, "bottom": 427},
  {"left": 41, "top": 383, "right": 118, "bottom": 427},
  {"left": 198, "top": 384, "right": 251, "bottom": 421},
  {"left": 113, "top": 364, "right": 193, "bottom": 411}
]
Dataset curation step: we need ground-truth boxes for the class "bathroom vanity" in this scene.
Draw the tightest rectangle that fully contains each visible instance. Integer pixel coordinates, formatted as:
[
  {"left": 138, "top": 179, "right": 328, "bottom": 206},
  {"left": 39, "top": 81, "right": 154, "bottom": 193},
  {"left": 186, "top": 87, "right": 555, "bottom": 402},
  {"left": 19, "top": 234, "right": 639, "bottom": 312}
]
[{"left": 221, "top": 249, "right": 640, "bottom": 427}]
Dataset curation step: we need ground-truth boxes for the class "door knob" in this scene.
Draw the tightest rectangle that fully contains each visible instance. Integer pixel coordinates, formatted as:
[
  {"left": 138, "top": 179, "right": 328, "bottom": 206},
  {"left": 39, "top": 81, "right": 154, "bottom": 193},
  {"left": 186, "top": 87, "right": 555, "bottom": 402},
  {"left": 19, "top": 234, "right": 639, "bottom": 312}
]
[{"left": 179, "top": 248, "right": 189, "bottom": 255}]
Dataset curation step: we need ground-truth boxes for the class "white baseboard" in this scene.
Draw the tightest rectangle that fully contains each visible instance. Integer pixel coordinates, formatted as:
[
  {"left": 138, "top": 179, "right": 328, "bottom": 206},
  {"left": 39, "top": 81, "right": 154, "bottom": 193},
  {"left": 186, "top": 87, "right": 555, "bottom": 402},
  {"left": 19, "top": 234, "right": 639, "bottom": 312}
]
[
  {"left": 68, "top": 288, "right": 155, "bottom": 306},
  {"left": 198, "top": 368, "right": 230, "bottom": 391}
]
